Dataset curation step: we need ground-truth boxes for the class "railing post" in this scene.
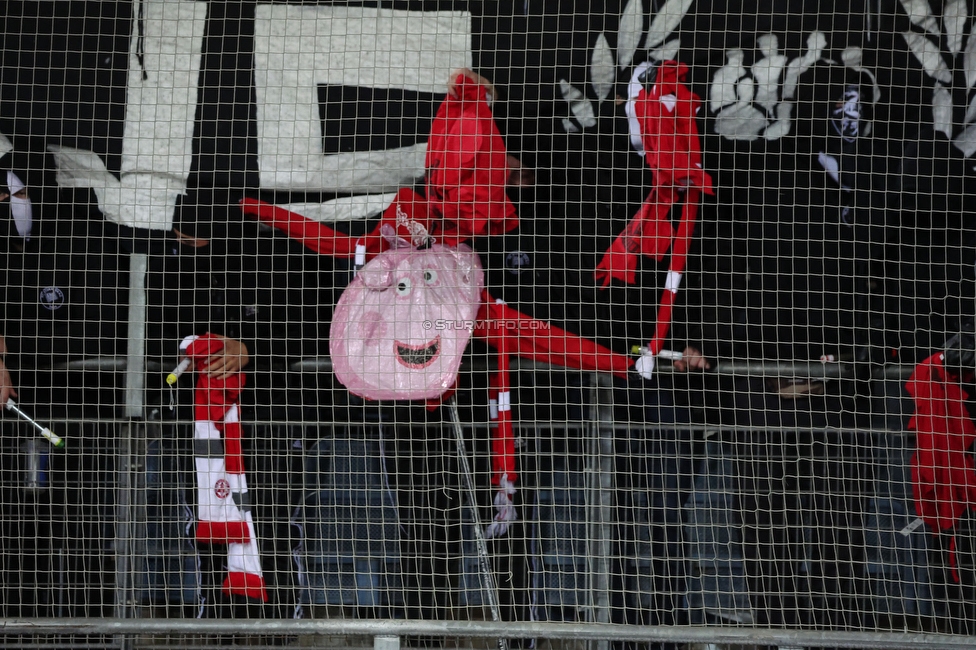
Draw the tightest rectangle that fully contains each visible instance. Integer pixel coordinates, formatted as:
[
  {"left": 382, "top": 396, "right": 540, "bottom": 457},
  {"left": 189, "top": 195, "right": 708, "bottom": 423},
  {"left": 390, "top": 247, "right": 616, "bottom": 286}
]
[
  {"left": 115, "top": 250, "right": 150, "bottom": 641},
  {"left": 375, "top": 634, "right": 401, "bottom": 650},
  {"left": 586, "top": 372, "right": 616, "bottom": 650},
  {"left": 114, "top": 422, "right": 140, "bottom": 629},
  {"left": 124, "top": 253, "right": 148, "bottom": 420}
]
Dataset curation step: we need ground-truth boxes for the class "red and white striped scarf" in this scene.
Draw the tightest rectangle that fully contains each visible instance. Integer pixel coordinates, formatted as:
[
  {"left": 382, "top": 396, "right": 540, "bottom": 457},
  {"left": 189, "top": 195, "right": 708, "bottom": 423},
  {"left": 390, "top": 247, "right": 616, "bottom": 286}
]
[{"left": 180, "top": 334, "right": 268, "bottom": 602}]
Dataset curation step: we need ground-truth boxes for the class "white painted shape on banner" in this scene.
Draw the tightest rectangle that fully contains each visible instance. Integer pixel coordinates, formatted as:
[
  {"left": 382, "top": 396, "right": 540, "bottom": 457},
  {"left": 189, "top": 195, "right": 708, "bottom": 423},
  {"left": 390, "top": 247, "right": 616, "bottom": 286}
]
[
  {"left": 902, "top": 30, "right": 953, "bottom": 83},
  {"left": 649, "top": 38, "right": 681, "bottom": 62},
  {"left": 931, "top": 82, "right": 954, "bottom": 138},
  {"left": 278, "top": 193, "right": 399, "bottom": 224},
  {"left": 965, "top": 23, "right": 976, "bottom": 90},
  {"left": 50, "top": 0, "right": 206, "bottom": 230},
  {"left": 953, "top": 122, "right": 976, "bottom": 157},
  {"left": 559, "top": 79, "right": 597, "bottom": 128},
  {"left": 617, "top": 0, "right": 643, "bottom": 69},
  {"left": 964, "top": 93, "right": 976, "bottom": 125},
  {"left": 644, "top": 0, "right": 692, "bottom": 49},
  {"left": 710, "top": 49, "right": 746, "bottom": 113},
  {"left": 752, "top": 34, "right": 787, "bottom": 112},
  {"left": 590, "top": 33, "right": 616, "bottom": 101},
  {"left": 944, "top": 0, "right": 968, "bottom": 54},
  {"left": 782, "top": 31, "right": 826, "bottom": 101},
  {"left": 713, "top": 77, "right": 766, "bottom": 141},
  {"left": 0, "top": 132, "right": 12, "bottom": 158},
  {"left": 764, "top": 101, "right": 793, "bottom": 140},
  {"left": 899, "top": 0, "right": 941, "bottom": 36},
  {"left": 253, "top": 4, "right": 471, "bottom": 193}
]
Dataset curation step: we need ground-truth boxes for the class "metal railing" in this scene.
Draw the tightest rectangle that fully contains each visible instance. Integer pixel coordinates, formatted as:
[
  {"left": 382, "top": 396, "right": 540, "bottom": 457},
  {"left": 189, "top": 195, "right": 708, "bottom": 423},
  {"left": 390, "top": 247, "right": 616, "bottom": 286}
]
[{"left": 0, "top": 354, "right": 967, "bottom": 650}]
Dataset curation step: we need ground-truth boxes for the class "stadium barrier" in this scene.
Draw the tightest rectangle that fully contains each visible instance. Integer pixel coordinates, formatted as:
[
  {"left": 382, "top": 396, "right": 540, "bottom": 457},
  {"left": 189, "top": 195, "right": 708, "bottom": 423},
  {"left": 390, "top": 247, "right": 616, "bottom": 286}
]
[{"left": 0, "top": 357, "right": 972, "bottom": 650}]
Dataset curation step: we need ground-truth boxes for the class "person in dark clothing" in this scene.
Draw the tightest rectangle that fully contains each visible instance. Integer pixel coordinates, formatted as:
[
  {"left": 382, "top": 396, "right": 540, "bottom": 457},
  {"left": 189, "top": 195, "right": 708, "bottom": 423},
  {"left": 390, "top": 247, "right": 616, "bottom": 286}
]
[
  {"left": 1, "top": 147, "right": 78, "bottom": 414},
  {"left": 160, "top": 204, "right": 256, "bottom": 618},
  {"left": 1, "top": 139, "right": 128, "bottom": 618},
  {"left": 155, "top": 191, "right": 340, "bottom": 415},
  {"left": 1, "top": 139, "right": 127, "bottom": 415},
  {"left": 159, "top": 198, "right": 255, "bottom": 383},
  {"left": 0, "top": 144, "right": 27, "bottom": 405},
  {"left": 145, "top": 191, "right": 319, "bottom": 622}
]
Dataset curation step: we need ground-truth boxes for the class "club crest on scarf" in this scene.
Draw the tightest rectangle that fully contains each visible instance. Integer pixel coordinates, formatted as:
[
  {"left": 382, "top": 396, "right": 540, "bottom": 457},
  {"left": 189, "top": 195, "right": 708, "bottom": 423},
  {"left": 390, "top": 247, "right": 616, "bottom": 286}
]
[{"left": 214, "top": 477, "right": 231, "bottom": 500}]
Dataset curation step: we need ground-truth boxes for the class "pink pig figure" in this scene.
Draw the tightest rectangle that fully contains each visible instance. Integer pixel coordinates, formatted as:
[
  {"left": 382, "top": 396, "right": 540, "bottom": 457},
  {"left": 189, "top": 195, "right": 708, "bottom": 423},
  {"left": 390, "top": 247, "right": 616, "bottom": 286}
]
[{"left": 330, "top": 243, "right": 484, "bottom": 401}]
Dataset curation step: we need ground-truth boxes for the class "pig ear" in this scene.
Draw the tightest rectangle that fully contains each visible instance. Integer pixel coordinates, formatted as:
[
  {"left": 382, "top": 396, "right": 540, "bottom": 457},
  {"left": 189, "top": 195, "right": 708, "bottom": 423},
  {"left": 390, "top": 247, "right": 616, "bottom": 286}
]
[
  {"left": 359, "top": 255, "right": 396, "bottom": 289},
  {"left": 451, "top": 246, "right": 482, "bottom": 286}
]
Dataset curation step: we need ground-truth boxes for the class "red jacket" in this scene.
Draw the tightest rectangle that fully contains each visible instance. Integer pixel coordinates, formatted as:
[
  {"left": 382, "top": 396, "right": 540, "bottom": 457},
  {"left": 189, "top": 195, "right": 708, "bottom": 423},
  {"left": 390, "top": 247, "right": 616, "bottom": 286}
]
[
  {"left": 595, "top": 60, "right": 714, "bottom": 288},
  {"left": 633, "top": 60, "right": 713, "bottom": 193},
  {"left": 424, "top": 73, "right": 517, "bottom": 246},
  {"left": 906, "top": 352, "right": 976, "bottom": 533}
]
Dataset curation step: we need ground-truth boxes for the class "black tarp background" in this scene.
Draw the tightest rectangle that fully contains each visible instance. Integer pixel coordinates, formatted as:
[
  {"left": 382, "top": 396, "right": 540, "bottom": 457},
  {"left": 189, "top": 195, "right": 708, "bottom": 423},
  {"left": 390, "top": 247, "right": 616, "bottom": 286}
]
[{"left": 2, "top": 1, "right": 975, "bottom": 428}]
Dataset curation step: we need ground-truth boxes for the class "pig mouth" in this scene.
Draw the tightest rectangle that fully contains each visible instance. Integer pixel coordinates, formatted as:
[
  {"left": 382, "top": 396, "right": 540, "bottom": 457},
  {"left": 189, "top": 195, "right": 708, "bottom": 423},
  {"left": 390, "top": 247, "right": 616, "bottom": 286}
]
[{"left": 394, "top": 336, "right": 441, "bottom": 369}]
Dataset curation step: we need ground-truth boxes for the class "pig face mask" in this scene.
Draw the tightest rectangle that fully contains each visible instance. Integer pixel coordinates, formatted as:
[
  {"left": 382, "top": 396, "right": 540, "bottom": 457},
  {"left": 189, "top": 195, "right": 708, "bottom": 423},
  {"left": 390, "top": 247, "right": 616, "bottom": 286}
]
[{"left": 330, "top": 243, "right": 485, "bottom": 400}]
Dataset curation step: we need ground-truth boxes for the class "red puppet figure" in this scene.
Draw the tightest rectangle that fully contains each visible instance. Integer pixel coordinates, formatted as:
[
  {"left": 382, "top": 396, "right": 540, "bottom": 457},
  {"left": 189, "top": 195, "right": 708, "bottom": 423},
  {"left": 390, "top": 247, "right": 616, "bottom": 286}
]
[
  {"left": 596, "top": 61, "right": 714, "bottom": 377},
  {"left": 242, "top": 69, "right": 635, "bottom": 538}
]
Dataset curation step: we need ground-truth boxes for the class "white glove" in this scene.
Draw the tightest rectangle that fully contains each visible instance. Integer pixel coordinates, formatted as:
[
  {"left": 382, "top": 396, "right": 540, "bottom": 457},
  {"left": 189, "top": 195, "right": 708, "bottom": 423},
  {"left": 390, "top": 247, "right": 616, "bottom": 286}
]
[
  {"left": 484, "top": 478, "right": 517, "bottom": 539},
  {"left": 635, "top": 353, "right": 655, "bottom": 379}
]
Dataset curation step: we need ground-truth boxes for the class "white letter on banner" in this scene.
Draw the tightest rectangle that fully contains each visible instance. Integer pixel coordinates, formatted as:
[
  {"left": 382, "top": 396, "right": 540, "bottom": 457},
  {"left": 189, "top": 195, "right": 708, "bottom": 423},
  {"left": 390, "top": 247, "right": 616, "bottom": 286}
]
[
  {"left": 49, "top": 0, "right": 206, "bottom": 230},
  {"left": 252, "top": 4, "right": 471, "bottom": 194}
]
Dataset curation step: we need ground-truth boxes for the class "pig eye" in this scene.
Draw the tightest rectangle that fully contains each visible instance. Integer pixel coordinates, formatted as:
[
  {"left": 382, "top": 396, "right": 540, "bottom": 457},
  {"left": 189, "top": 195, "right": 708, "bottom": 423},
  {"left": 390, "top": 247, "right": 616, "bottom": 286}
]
[
  {"left": 396, "top": 278, "right": 412, "bottom": 296},
  {"left": 423, "top": 269, "right": 438, "bottom": 285}
]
